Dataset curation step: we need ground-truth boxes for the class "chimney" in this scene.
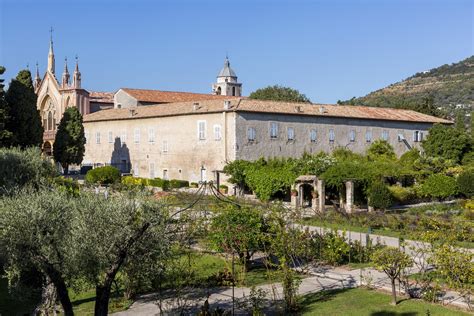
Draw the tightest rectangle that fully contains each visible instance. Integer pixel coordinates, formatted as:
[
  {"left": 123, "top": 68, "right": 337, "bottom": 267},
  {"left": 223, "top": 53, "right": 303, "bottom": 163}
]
[
  {"left": 193, "top": 102, "right": 200, "bottom": 111},
  {"left": 129, "top": 108, "right": 136, "bottom": 117},
  {"left": 294, "top": 105, "right": 303, "bottom": 113},
  {"left": 224, "top": 100, "right": 231, "bottom": 110},
  {"left": 319, "top": 105, "right": 327, "bottom": 114}
]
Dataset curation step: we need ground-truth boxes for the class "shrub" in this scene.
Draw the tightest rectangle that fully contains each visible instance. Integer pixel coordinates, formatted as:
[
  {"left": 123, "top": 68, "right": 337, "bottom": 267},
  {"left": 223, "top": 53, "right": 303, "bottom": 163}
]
[
  {"left": 53, "top": 176, "right": 80, "bottom": 196},
  {"left": 457, "top": 169, "right": 474, "bottom": 198},
  {"left": 419, "top": 174, "right": 458, "bottom": 199},
  {"left": 121, "top": 175, "right": 145, "bottom": 187},
  {"left": 461, "top": 151, "right": 474, "bottom": 166},
  {"left": 0, "top": 147, "right": 57, "bottom": 193},
  {"left": 169, "top": 179, "right": 189, "bottom": 189},
  {"left": 321, "top": 231, "right": 350, "bottom": 265},
  {"left": 368, "top": 181, "right": 393, "bottom": 210},
  {"left": 85, "top": 166, "right": 121, "bottom": 185},
  {"left": 190, "top": 182, "right": 198, "bottom": 188},
  {"left": 388, "top": 186, "right": 416, "bottom": 205}
]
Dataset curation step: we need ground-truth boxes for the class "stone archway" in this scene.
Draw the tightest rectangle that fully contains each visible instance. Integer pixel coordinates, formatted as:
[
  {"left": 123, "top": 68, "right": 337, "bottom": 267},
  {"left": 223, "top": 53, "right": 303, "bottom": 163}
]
[
  {"left": 291, "top": 175, "right": 325, "bottom": 212},
  {"left": 42, "top": 141, "right": 52, "bottom": 156}
]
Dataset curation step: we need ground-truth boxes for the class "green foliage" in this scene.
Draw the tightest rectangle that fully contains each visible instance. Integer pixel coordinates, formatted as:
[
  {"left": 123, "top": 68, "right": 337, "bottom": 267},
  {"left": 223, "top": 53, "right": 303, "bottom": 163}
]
[
  {"left": 432, "top": 244, "right": 473, "bottom": 300},
  {"left": 367, "top": 140, "right": 396, "bottom": 161},
  {"left": 249, "top": 85, "right": 311, "bottom": 103},
  {"left": 4, "top": 69, "right": 43, "bottom": 148},
  {"left": 457, "top": 169, "right": 474, "bottom": 198},
  {"left": 169, "top": 179, "right": 189, "bottom": 189},
  {"left": 422, "top": 124, "right": 471, "bottom": 164},
  {"left": 208, "top": 204, "right": 267, "bottom": 264},
  {"left": 399, "top": 149, "right": 421, "bottom": 166},
  {"left": 367, "top": 181, "right": 393, "bottom": 210},
  {"left": 461, "top": 151, "right": 474, "bottom": 166},
  {"left": 372, "top": 247, "right": 413, "bottom": 304},
  {"left": 245, "top": 160, "right": 297, "bottom": 201},
  {"left": 53, "top": 107, "right": 85, "bottom": 173},
  {"left": 419, "top": 174, "right": 458, "bottom": 199},
  {"left": 85, "top": 166, "right": 121, "bottom": 185},
  {"left": 53, "top": 176, "right": 80, "bottom": 196},
  {"left": 322, "top": 160, "right": 370, "bottom": 192},
  {"left": 321, "top": 231, "right": 351, "bottom": 265},
  {"left": 0, "top": 147, "right": 57, "bottom": 194},
  {"left": 0, "top": 65, "right": 12, "bottom": 146},
  {"left": 223, "top": 159, "right": 253, "bottom": 192},
  {"left": 388, "top": 185, "right": 416, "bottom": 205}
]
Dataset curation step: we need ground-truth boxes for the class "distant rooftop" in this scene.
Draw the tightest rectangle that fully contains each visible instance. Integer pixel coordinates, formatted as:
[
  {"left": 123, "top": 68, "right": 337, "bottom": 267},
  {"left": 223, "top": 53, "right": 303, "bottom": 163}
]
[
  {"left": 84, "top": 98, "right": 452, "bottom": 124},
  {"left": 121, "top": 88, "right": 237, "bottom": 103}
]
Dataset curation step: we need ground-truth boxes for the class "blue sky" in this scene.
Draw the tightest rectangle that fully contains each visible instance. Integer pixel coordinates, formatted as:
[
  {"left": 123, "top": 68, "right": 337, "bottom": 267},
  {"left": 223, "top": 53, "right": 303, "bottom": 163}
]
[{"left": 0, "top": 0, "right": 472, "bottom": 103}]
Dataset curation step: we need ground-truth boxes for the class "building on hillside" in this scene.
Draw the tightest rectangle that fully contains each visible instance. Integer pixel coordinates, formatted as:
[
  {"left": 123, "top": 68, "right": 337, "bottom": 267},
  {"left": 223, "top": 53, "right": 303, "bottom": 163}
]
[
  {"left": 82, "top": 98, "right": 451, "bottom": 184},
  {"left": 35, "top": 35, "right": 451, "bottom": 185}
]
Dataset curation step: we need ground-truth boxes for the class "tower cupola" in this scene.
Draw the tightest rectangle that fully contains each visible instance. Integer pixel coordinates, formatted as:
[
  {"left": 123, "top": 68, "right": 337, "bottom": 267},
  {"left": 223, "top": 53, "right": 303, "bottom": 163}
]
[{"left": 212, "top": 56, "right": 242, "bottom": 96}]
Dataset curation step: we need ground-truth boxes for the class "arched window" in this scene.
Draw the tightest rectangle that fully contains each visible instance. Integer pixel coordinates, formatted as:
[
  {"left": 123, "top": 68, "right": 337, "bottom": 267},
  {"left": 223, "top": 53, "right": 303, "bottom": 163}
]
[
  {"left": 216, "top": 87, "right": 222, "bottom": 95},
  {"left": 232, "top": 87, "right": 236, "bottom": 96}
]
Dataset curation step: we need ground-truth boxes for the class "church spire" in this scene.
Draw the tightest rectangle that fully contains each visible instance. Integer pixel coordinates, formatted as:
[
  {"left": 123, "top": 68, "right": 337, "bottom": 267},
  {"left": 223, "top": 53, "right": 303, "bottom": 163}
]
[
  {"left": 72, "top": 55, "right": 81, "bottom": 89},
  {"left": 47, "top": 27, "right": 55, "bottom": 75},
  {"left": 61, "top": 57, "right": 70, "bottom": 88},
  {"left": 34, "top": 62, "right": 41, "bottom": 91}
]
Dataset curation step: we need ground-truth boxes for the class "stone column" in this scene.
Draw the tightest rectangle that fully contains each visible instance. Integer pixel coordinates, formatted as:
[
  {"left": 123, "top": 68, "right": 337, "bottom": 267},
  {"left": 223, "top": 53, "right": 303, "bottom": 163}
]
[
  {"left": 317, "top": 179, "right": 325, "bottom": 213},
  {"left": 345, "top": 180, "right": 354, "bottom": 213},
  {"left": 291, "top": 185, "right": 298, "bottom": 209},
  {"left": 299, "top": 184, "right": 304, "bottom": 208}
]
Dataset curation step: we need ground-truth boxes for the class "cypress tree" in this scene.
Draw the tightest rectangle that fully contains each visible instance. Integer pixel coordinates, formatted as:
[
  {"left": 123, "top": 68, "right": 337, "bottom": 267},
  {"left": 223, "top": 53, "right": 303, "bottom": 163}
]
[
  {"left": 53, "top": 107, "right": 85, "bottom": 174},
  {"left": 0, "top": 66, "right": 12, "bottom": 146},
  {"left": 5, "top": 69, "right": 43, "bottom": 147}
]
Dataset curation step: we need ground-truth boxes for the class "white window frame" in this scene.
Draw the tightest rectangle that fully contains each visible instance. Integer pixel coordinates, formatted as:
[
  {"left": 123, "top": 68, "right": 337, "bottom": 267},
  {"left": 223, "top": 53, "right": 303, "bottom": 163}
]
[
  {"left": 365, "top": 130, "right": 372, "bottom": 143},
  {"left": 162, "top": 140, "right": 168, "bottom": 153},
  {"left": 247, "top": 127, "right": 256, "bottom": 141},
  {"left": 382, "top": 130, "right": 389, "bottom": 141},
  {"left": 148, "top": 127, "right": 155, "bottom": 143},
  {"left": 270, "top": 122, "right": 278, "bottom": 139},
  {"left": 134, "top": 128, "right": 140, "bottom": 144},
  {"left": 120, "top": 131, "right": 127, "bottom": 145},
  {"left": 213, "top": 124, "right": 222, "bottom": 141},
  {"left": 310, "top": 129, "right": 317, "bottom": 143},
  {"left": 163, "top": 169, "right": 169, "bottom": 180},
  {"left": 149, "top": 163, "right": 155, "bottom": 179},
  {"left": 329, "top": 129, "right": 335, "bottom": 142},
  {"left": 197, "top": 120, "right": 206, "bottom": 140},
  {"left": 349, "top": 130, "right": 356, "bottom": 142},
  {"left": 95, "top": 131, "right": 101, "bottom": 144},
  {"left": 287, "top": 127, "right": 295, "bottom": 141},
  {"left": 133, "top": 163, "right": 139, "bottom": 176},
  {"left": 108, "top": 131, "right": 113, "bottom": 144},
  {"left": 413, "top": 130, "right": 424, "bottom": 142}
]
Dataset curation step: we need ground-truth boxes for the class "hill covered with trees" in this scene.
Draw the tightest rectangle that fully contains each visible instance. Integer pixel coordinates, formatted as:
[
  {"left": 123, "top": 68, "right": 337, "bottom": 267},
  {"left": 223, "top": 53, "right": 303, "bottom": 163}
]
[{"left": 339, "top": 56, "right": 474, "bottom": 116}]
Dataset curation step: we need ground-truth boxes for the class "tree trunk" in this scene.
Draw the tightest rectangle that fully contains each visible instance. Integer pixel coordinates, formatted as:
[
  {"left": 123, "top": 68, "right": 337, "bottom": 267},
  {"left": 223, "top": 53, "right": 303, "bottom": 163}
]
[
  {"left": 94, "top": 281, "right": 113, "bottom": 316},
  {"left": 62, "top": 163, "right": 69, "bottom": 175},
  {"left": 391, "top": 278, "right": 397, "bottom": 306},
  {"left": 45, "top": 266, "right": 73, "bottom": 316}
]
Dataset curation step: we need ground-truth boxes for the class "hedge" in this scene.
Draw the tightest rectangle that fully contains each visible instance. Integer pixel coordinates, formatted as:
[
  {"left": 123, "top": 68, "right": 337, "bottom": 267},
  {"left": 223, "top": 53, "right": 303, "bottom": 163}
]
[
  {"left": 419, "top": 174, "right": 458, "bottom": 199},
  {"left": 85, "top": 166, "right": 121, "bottom": 185},
  {"left": 457, "top": 169, "right": 474, "bottom": 198},
  {"left": 368, "top": 181, "right": 393, "bottom": 210},
  {"left": 388, "top": 185, "right": 417, "bottom": 205},
  {"left": 169, "top": 179, "right": 189, "bottom": 189}
]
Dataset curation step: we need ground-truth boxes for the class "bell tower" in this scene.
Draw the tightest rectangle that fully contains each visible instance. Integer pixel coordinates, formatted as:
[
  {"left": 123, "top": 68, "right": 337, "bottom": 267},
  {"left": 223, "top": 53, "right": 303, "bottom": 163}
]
[{"left": 212, "top": 56, "right": 242, "bottom": 97}]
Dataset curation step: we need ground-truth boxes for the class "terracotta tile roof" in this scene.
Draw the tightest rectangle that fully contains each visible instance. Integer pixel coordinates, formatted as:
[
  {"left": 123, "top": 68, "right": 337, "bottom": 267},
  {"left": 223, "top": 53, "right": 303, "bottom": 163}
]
[
  {"left": 83, "top": 98, "right": 452, "bottom": 124},
  {"left": 89, "top": 91, "right": 114, "bottom": 103},
  {"left": 121, "top": 88, "right": 236, "bottom": 103}
]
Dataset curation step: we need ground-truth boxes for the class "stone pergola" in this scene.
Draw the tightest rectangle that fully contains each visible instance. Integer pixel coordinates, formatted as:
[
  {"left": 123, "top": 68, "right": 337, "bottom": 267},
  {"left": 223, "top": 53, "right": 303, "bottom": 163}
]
[{"left": 291, "top": 175, "right": 355, "bottom": 213}]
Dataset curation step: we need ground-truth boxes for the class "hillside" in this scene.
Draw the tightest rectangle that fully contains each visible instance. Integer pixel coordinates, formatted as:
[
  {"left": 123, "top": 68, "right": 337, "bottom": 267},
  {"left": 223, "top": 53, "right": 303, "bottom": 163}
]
[{"left": 340, "top": 56, "right": 474, "bottom": 116}]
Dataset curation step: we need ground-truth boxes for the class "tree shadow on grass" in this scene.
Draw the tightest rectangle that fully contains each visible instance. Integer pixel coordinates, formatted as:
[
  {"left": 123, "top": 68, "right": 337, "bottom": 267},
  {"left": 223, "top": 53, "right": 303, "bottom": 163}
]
[
  {"left": 371, "top": 312, "right": 417, "bottom": 316},
  {"left": 298, "top": 288, "right": 352, "bottom": 314}
]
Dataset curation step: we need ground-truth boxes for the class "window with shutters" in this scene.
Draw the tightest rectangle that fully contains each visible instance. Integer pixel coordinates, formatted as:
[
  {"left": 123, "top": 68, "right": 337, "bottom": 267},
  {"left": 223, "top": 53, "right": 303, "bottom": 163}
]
[
  {"left": 247, "top": 127, "right": 256, "bottom": 141},
  {"left": 349, "top": 130, "right": 356, "bottom": 142},
  {"left": 197, "top": 121, "right": 206, "bottom": 140},
  {"left": 329, "top": 129, "right": 335, "bottom": 142},
  {"left": 382, "top": 130, "right": 389, "bottom": 141},
  {"left": 95, "top": 132, "right": 101, "bottom": 144},
  {"left": 214, "top": 125, "right": 222, "bottom": 140},
  {"left": 365, "top": 130, "right": 372, "bottom": 143},
  {"left": 148, "top": 128, "right": 155, "bottom": 143},
  {"left": 270, "top": 122, "right": 278, "bottom": 139},
  {"left": 134, "top": 128, "right": 140, "bottom": 144},
  {"left": 287, "top": 127, "right": 295, "bottom": 141},
  {"left": 310, "top": 129, "right": 317, "bottom": 143}
]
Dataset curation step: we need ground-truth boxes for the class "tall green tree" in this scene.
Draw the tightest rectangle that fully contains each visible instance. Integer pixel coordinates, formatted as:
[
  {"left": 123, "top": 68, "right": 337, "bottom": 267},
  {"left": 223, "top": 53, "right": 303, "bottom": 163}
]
[
  {"left": 53, "top": 107, "right": 85, "bottom": 174},
  {"left": 5, "top": 69, "right": 43, "bottom": 148},
  {"left": 249, "top": 85, "right": 311, "bottom": 103},
  {"left": 0, "top": 66, "right": 12, "bottom": 146},
  {"left": 422, "top": 123, "right": 471, "bottom": 163},
  {"left": 455, "top": 111, "right": 465, "bottom": 130}
]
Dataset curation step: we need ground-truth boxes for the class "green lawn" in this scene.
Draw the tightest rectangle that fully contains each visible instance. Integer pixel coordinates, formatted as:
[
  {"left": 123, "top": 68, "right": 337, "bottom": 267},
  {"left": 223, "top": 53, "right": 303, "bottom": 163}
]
[
  {"left": 300, "top": 288, "right": 471, "bottom": 316},
  {"left": 66, "top": 289, "right": 132, "bottom": 316}
]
